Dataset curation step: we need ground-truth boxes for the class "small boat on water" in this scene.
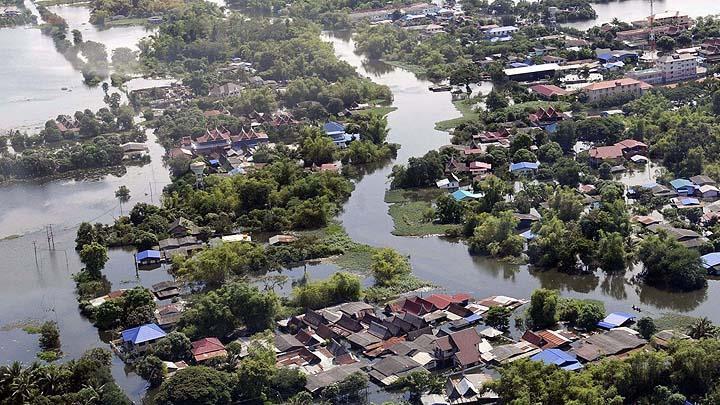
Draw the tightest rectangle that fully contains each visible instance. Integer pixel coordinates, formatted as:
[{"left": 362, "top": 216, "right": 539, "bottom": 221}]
[{"left": 428, "top": 84, "right": 452, "bottom": 92}]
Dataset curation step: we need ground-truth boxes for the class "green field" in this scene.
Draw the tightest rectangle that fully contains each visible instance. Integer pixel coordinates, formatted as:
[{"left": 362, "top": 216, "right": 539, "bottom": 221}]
[
  {"left": 435, "top": 98, "right": 480, "bottom": 131},
  {"left": 385, "top": 188, "right": 461, "bottom": 236}
]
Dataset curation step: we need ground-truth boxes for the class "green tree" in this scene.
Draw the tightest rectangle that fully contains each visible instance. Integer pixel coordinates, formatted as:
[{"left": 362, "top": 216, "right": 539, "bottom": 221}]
[
  {"left": 687, "top": 317, "right": 718, "bottom": 339},
  {"left": 136, "top": 355, "right": 166, "bottom": 388},
  {"left": 597, "top": 231, "right": 626, "bottom": 271},
  {"left": 636, "top": 317, "right": 656, "bottom": 340},
  {"left": 38, "top": 321, "right": 61, "bottom": 352},
  {"left": 370, "top": 248, "right": 411, "bottom": 286},
  {"left": 394, "top": 370, "right": 443, "bottom": 401},
  {"left": 300, "top": 128, "right": 336, "bottom": 166},
  {"left": 364, "top": 113, "right": 389, "bottom": 144},
  {"left": 485, "top": 90, "right": 508, "bottom": 111},
  {"left": 527, "top": 289, "right": 559, "bottom": 329},
  {"left": 154, "top": 331, "right": 193, "bottom": 362},
  {"left": 468, "top": 211, "right": 524, "bottom": 258},
  {"left": 484, "top": 306, "right": 511, "bottom": 330},
  {"left": 79, "top": 242, "right": 108, "bottom": 279},
  {"left": 435, "top": 194, "right": 464, "bottom": 224},
  {"left": 638, "top": 233, "right": 707, "bottom": 291},
  {"left": 155, "top": 366, "right": 233, "bottom": 405},
  {"left": 551, "top": 120, "right": 577, "bottom": 153}
]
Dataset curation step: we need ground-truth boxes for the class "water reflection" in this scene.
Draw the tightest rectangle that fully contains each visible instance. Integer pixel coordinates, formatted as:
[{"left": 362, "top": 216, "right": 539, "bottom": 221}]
[{"left": 562, "top": 0, "right": 720, "bottom": 30}]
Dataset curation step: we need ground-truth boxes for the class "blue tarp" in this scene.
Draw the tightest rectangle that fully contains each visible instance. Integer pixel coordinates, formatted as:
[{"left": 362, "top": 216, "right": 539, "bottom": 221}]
[
  {"left": 598, "top": 312, "right": 635, "bottom": 329},
  {"left": 121, "top": 323, "right": 166, "bottom": 345},
  {"left": 520, "top": 230, "right": 537, "bottom": 240},
  {"left": 452, "top": 189, "right": 482, "bottom": 201},
  {"left": 531, "top": 349, "right": 583, "bottom": 371},
  {"left": 136, "top": 250, "right": 161, "bottom": 263},
  {"left": 701, "top": 252, "right": 720, "bottom": 269},
  {"left": 464, "top": 313, "right": 482, "bottom": 324},
  {"left": 681, "top": 197, "right": 700, "bottom": 206},
  {"left": 509, "top": 162, "right": 539, "bottom": 172}
]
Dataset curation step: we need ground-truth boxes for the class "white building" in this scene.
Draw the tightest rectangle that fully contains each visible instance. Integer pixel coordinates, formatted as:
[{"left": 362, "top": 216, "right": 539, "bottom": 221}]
[
  {"left": 656, "top": 53, "right": 698, "bottom": 83},
  {"left": 583, "top": 78, "right": 651, "bottom": 103}
]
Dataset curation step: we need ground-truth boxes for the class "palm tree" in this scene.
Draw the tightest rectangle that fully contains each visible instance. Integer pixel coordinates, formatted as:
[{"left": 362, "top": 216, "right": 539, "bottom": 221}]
[
  {"left": 115, "top": 185, "right": 131, "bottom": 215},
  {"left": 8, "top": 370, "right": 37, "bottom": 403},
  {"left": 687, "top": 317, "right": 718, "bottom": 339}
]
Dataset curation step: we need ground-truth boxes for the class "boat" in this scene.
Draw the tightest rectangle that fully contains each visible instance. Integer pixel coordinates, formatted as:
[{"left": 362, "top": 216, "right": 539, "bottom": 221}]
[{"left": 429, "top": 84, "right": 452, "bottom": 92}]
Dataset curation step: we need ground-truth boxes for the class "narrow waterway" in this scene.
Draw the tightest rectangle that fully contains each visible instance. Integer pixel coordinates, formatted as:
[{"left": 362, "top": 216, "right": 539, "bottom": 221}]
[{"left": 323, "top": 32, "right": 720, "bottom": 322}]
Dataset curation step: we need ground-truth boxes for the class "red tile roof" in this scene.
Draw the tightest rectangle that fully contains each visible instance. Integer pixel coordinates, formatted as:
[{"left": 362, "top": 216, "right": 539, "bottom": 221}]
[
  {"left": 589, "top": 145, "right": 623, "bottom": 160},
  {"left": 191, "top": 337, "right": 227, "bottom": 362},
  {"left": 530, "top": 84, "right": 568, "bottom": 98}
]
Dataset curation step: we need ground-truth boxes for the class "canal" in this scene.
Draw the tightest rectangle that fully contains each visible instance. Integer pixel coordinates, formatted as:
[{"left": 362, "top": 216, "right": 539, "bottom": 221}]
[{"left": 323, "top": 32, "right": 720, "bottom": 324}]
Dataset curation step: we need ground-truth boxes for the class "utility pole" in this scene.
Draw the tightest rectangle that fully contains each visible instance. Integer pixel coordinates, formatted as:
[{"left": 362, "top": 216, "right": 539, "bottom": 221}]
[
  {"left": 33, "top": 241, "right": 39, "bottom": 268},
  {"left": 149, "top": 181, "right": 154, "bottom": 203},
  {"left": 45, "top": 224, "right": 55, "bottom": 251}
]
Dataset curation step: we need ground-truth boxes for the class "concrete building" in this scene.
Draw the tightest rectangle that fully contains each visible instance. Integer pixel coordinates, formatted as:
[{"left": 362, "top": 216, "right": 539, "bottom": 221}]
[
  {"left": 656, "top": 53, "right": 698, "bottom": 83},
  {"left": 583, "top": 78, "right": 651, "bottom": 103}
]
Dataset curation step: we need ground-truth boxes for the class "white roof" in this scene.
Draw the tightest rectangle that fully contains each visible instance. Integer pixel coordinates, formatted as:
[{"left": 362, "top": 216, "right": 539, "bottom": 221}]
[
  {"left": 436, "top": 178, "right": 450, "bottom": 187},
  {"left": 411, "top": 352, "right": 435, "bottom": 366},
  {"left": 479, "top": 326, "right": 503, "bottom": 338},
  {"left": 478, "top": 338, "right": 493, "bottom": 354},
  {"left": 700, "top": 185, "right": 719, "bottom": 193},
  {"left": 222, "top": 234, "right": 252, "bottom": 243},
  {"left": 504, "top": 63, "right": 560, "bottom": 76}
]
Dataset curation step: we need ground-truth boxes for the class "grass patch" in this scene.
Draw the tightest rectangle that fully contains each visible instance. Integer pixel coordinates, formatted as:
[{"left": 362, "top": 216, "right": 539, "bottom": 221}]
[
  {"left": 364, "top": 275, "right": 434, "bottom": 303},
  {"left": 37, "top": 350, "right": 61, "bottom": 362},
  {"left": 319, "top": 223, "right": 379, "bottom": 274},
  {"left": 23, "top": 325, "right": 42, "bottom": 334},
  {"left": 103, "top": 18, "right": 148, "bottom": 27},
  {"left": 383, "top": 60, "right": 426, "bottom": 76},
  {"left": 654, "top": 313, "right": 700, "bottom": 332},
  {"left": 385, "top": 188, "right": 460, "bottom": 237},
  {"left": 435, "top": 99, "right": 481, "bottom": 132},
  {"left": 354, "top": 105, "right": 397, "bottom": 117}
]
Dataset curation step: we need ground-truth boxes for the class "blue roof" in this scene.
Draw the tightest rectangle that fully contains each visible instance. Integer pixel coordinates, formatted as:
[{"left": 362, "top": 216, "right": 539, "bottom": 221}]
[
  {"left": 510, "top": 162, "right": 539, "bottom": 172},
  {"left": 701, "top": 252, "right": 720, "bottom": 269},
  {"left": 452, "top": 189, "right": 482, "bottom": 201},
  {"left": 136, "top": 250, "right": 161, "bottom": 262},
  {"left": 670, "top": 179, "right": 693, "bottom": 190},
  {"left": 208, "top": 159, "right": 220, "bottom": 166},
  {"left": 323, "top": 121, "right": 345, "bottom": 135},
  {"left": 121, "top": 323, "right": 166, "bottom": 344},
  {"left": 531, "top": 349, "right": 583, "bottom": 371},
  {"left": 641, "top": 182, "right": 658, "bottom": 189},
  {"left": 597, "top": 312, "right": 635, "bottom": 329},
  {"left": 520, "top": 230, "right": 537, "bottom": 240},
  {"left": 681, "top": 197, "right": 700, "bottom": 206},
  {"left": 464, "top": 313, "right": 482, "bottom": 323}
]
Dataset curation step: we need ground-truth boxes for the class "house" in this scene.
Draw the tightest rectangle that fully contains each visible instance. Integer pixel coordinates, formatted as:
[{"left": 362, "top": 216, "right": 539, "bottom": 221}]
[
  {"left": 529, "top": 84, "right": 568, "bottom": 99},
  {"left": 434, "top": 327, "right": 483, "bottom": 368},
  {"left": 484, "top": 26, "right": 518, "bottom": 39},
  {"left": 652, "top": 330, "right": 691, "bottom": 350},
  {"left": 701, "top": 184, "right": 720, "bottom": 198},
  {"left": 597, "top": 312, "right": 635, "bottom": 329},
  {"left": 690, "top": 175, "right": 716, "bottom": 187},
  {"left": 672, "top": 197, "right": 701, "bottom": 208},
  {"left": 231, "top": 127, "right": 269, "bottom": 149},
  {"left": 209, "top": 82, "right": 243, "bottom": 98},
  {"left": 646, "top": 223, "right": 709, "bottom": 249},
  {"left": 482, "top": 341, "right": 541, "bottom": 364},
  {"left": 528, "top": 106, "right": 566, "bottom": 127},
  {"left": 275, "top": 333, "right": 304, "bottom": 354},
  {"left": 323, "top": 121, "right": 358, "bottom": 147},
  {"left": 509, "top": 162, "right": 539, "bottom": 174},
  {"left": 168, "top": 217, "right": 200, "bottom": 237},
  {"left": 589, "top": 145, "right": 624, "bottom": 164},
  {"left": 451, "top": 189, "right": 482, "bottom": 202},
  {"left": 191, "top": 127, "right": 232, "bottom": 153},
  {"left": 192, "top": 337, "right": 227, "bottom": 362},
  {"left": 570, "top": 329, "right": 645, "bottom": 363},
  {"left": 120, "top": 142, "right": 149, "bottom": 160},
  {"left": 436, "top": 174, "right": 460, "bottom": 191},
  {"left": 151, "top": 281, "right": 180, "bottom": 300},
  {"left": 444, "top": 373, "right": 497, "bottom": 404},
  {"left": 531, "top": 349, "right": 583, "bottom": 371},
  {"left": 669, "top": 179, "right": 696, "bottom": 195},
  {"left": 135, "top": 250, "right": 161, "bottom": 266},
  {"left": 596, "top": 50, "right": 638, "bottom": 63},
  {"left": 155, "top": 303, "right": 184, "bottom": 329},
  {"left": 469, "top": 161, "right": 492, "bottom": 176},
  {"left": 583, "top": 78, "right": 651, "bottom": 103},
  {"left": 54, "top": 115, "right": 80, "bottom": 134},
  {"left": 367, "top": 355, "right": 424, "bottom": 386},
  {"left": 269, "top": 234, "right": 297, "bottom": 245},
  {"left": 121, "top": 323, "right": 167, "bottom": 352},
  {"left": 305, "top": 363, "right": 365, "bottom": 394},
  {"left": 89, "top": 289, "right": 126, "bottom": 307},
  {"left": 701, "top": 252, "right": 720, "bottom": 275},
  {"left": 521, "top": 329, "right": 573, "bottom": 349}
]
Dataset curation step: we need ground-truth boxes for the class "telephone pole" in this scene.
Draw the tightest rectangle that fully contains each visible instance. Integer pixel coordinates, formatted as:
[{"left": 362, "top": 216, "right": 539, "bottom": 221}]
[{"left": 45, "top": 225, "right": 55, "bottom": 250}]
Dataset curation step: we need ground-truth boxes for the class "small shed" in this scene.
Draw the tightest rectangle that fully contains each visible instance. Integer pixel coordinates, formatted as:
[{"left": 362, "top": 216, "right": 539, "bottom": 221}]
[
  {"left": 451, "top": 189, "right": 482, "bottom": 202},
  {"left": 701, "top": 252, "right": 720, "bottom": 275},
  {"left": 121, "top": 323, "right": 167, "bottom": 352},
  {"left": 136, "top": 250, "right": 161, "bottom": 266}
]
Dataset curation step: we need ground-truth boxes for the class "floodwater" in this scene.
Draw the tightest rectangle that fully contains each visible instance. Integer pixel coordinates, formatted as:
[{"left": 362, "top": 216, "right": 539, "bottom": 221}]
[
  {"left": 323, "top": 31, "right": 720, "bottom": 321},
  {"left": 0, "top": 1, "right": 155, "bottom": 132},
  {"left": 562, "top": 0, "right": 720, "bottom": 30},
  {"left": 0, "top": 3, "right": 166, "bottom": 401}
]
